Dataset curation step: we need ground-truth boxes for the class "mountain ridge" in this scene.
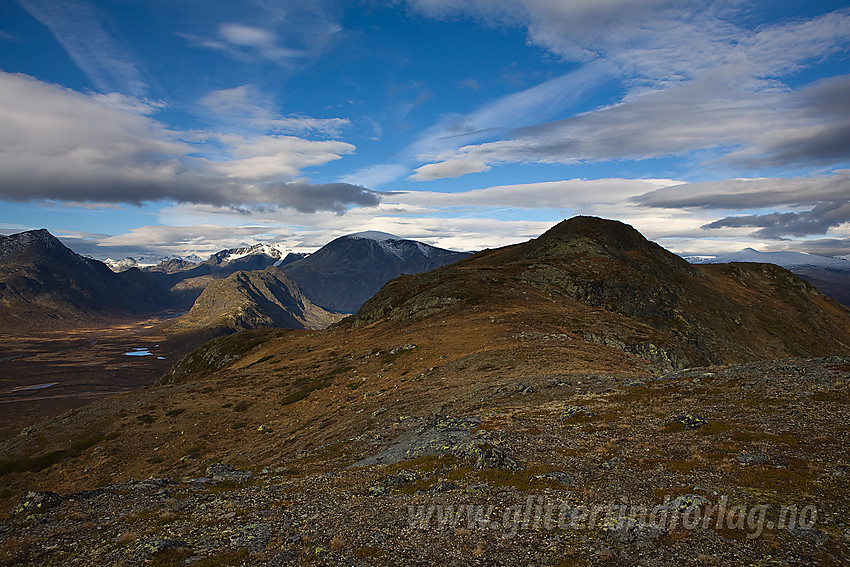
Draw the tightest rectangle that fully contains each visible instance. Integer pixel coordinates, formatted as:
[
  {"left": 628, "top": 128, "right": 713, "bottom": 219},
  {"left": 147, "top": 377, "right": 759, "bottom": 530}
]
[
  {"left": 170, "top": 266, "right": 343, "bottom": 337},
  {"left": 348, "top": 216, "right": 850, "bottom": 368},
  {"left": 0, "top": 229, "right": 168, "bottom": 330}
]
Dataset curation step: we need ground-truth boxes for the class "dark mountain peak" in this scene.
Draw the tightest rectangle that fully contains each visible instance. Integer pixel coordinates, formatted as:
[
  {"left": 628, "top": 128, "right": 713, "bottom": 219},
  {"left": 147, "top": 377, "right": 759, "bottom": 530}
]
[
  {"left": 0, "top": 229, "right": 167, "bottom": 329},
  {"left": 467, "top": 216, "right": 692, "bottom": 278},
  {"left": 281, "top": 233, "right": 471, "bottom": 313},
  {"left": 520, "top": 216, "right": 690, "bottom": 269},
  {"left": 540, "top": 216, "right": 648, "bottom": 247},
  {"left": 0, "top": 228, "right": 70, "bottom": 260}
]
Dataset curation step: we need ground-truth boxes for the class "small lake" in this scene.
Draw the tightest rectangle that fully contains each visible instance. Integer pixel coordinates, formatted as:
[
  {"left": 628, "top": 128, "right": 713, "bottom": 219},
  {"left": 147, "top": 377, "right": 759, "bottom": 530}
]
[
  {"left": 123, "top": 348, "right": 152, "bottom": 357},
  {"left": 11, "top": 382, "right": 58, "bottom": 392}
]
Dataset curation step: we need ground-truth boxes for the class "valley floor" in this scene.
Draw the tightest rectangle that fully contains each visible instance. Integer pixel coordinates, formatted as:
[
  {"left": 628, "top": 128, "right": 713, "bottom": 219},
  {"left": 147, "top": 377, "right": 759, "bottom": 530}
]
[{"left": 0, "top": 312, "right": 190, "bottom": 440}]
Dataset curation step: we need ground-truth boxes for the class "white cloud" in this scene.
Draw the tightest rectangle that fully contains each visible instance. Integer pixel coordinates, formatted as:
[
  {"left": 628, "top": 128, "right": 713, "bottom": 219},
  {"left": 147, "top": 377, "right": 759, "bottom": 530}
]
[
  {"left": 207, "top": 133, "right": 354, "bottom": 180},
  {"left": 402, "top": 4, "right": 850, "bottom": 177},
  {"left": 156, "top": 201, "right": 555, "bottom": 253},
  {"left": 414, "top": 73, "right": 850, "bottom": 175},
  {"left": 410, "top": 159, "right": 491, "bottom": 180},
  {"left": 0, "top": 71, "right": 372, "bottom": 212},
  {"left": 217, "top": 22, "right": 305, "bottom": 62}
]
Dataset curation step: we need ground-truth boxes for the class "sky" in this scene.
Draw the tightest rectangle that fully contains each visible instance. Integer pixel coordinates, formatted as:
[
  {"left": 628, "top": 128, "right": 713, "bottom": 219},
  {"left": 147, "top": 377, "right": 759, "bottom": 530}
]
[{"left": 1, "top": 0, "right": 849, "bottom": 261}]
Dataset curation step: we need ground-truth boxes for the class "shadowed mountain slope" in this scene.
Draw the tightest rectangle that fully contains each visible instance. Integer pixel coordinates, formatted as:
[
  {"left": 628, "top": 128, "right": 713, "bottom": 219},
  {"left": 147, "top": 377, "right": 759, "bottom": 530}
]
[
  {"left": 0, "top": 229, "right": 167, "bottom": 329},
  {"left": 280, "top": 231, "right": 471, "bottom": 313}
]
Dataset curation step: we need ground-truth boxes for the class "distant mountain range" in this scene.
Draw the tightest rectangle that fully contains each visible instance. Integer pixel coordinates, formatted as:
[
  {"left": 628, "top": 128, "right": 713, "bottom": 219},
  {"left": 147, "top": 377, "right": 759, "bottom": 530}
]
[
  {"left": 687, "top": 247, "right": 850, "bottom": 307},
  {"left": 0, "top": 229, "right": 468, "bottom": 333},
  {"left": 141, "top": 243, "right": 307, "bottom": 307},
  {"left": 687, "top": 247, "right": 850, "bottom": 268},
  {"left": 3, "top": 225, "right": 847, "bottom": 336}
]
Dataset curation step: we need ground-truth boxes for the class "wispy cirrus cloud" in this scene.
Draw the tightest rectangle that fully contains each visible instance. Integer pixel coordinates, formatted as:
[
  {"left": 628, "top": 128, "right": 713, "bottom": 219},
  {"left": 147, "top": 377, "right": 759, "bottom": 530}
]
[
  {"left": 200, "top": 84, "right": 350, "bottom": 137},
  {"left": 17, "top": 0, "right": 151, "bottom": 96},
  {"left": 404, "top": 4, "right": 850, "bottom": 178},
  {"left": 412, "top": 72, "right": 850, "bottom": 177}
]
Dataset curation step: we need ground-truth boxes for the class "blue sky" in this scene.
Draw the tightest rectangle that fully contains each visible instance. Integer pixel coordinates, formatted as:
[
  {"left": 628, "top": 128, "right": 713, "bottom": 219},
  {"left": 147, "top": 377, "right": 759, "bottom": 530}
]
[{"left": 1, "top": 0, "right": 849, "bottom": 261}]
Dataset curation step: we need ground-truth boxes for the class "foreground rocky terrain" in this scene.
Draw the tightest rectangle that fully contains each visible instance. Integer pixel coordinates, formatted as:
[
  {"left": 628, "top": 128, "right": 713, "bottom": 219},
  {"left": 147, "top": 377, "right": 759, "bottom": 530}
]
[
  {"left": 1, "top": 217, "right": 848, "bottom": 565},
  {"left": 1, "top": 357, "right": 848, "bottom": 565}
]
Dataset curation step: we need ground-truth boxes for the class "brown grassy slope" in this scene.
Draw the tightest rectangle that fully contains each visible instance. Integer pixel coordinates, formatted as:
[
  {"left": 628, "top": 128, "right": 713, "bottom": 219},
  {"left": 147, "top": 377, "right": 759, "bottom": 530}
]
[
  {"left": 1, "top": 216, "right": 849, "bottom": 511},
  {"left": 349, "top": 216, "right": 850, "bottom": 367}
]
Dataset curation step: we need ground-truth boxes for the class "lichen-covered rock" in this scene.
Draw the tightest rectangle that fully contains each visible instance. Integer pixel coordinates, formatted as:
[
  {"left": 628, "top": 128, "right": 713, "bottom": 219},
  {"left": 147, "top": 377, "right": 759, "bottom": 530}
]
[
  {"left": 472, "top": 447, "right": 522, "bottom": 471},
  {"left": 11, "top": 491, "right": 63, "bottom": 517},
  {"left": 427, "top": 480, "right": 460, "bottom": 494},
  {"left": 787, "top": 525, "right": 829, "bottom": 545},
  {"left": 350, "top": 416, "right": 481, "bottom": 467},
  {"left": 533, "top": 471, "right": 574, "bottom": 486},
  {"left": 385, "top": 469, "right": 418, "bottom": 487},
  {"left": 602, "top": 517, "right": 666, "bottom": 546},
  {"left": 559, "top": 405, "right": 595, "bottom": 421},
  {"left": 658, "top": 494, "right": 710, "bottom": 513},
  {"left": 132, "top": 539, "right": 189, "bottom": 561},
  {"left": 668, "top": 414, "right": 708, "bottom": 429},
  {"left": 735, "top": 452, "right": 767, "bottom": 466}
]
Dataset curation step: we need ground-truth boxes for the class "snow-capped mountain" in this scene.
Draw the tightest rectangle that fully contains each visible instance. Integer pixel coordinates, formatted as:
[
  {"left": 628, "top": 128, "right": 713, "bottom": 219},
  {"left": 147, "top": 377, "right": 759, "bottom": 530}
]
[
  {"left": 205, "top": 243, "right": 292, "bottom": 266},
  {"left": 140, "top": 243, "right": 307, "bottom": 308},
  {"left": 687, "top": 247, "right": 849, "bottom": 269},
  {"left": 280, "top": 232, "right": 471, "bottom": 313},
  {"left": 104, "top": 257, "right": 140, "bottom": 272},
  {"left": 104, "top": 254, "right": 204, "bottom": 273}
]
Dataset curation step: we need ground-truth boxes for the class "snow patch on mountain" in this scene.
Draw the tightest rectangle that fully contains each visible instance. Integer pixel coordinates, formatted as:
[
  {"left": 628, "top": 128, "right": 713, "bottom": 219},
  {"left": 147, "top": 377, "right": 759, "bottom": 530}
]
[
  {"left": 416, "top": 242, "right": 437, "bottom": 258},
  {"left": 346, "top": 231, "right": 401, "bottom": 242},
  {"left": 220, "top": 243, "right": 291, "bottom": 264}
]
